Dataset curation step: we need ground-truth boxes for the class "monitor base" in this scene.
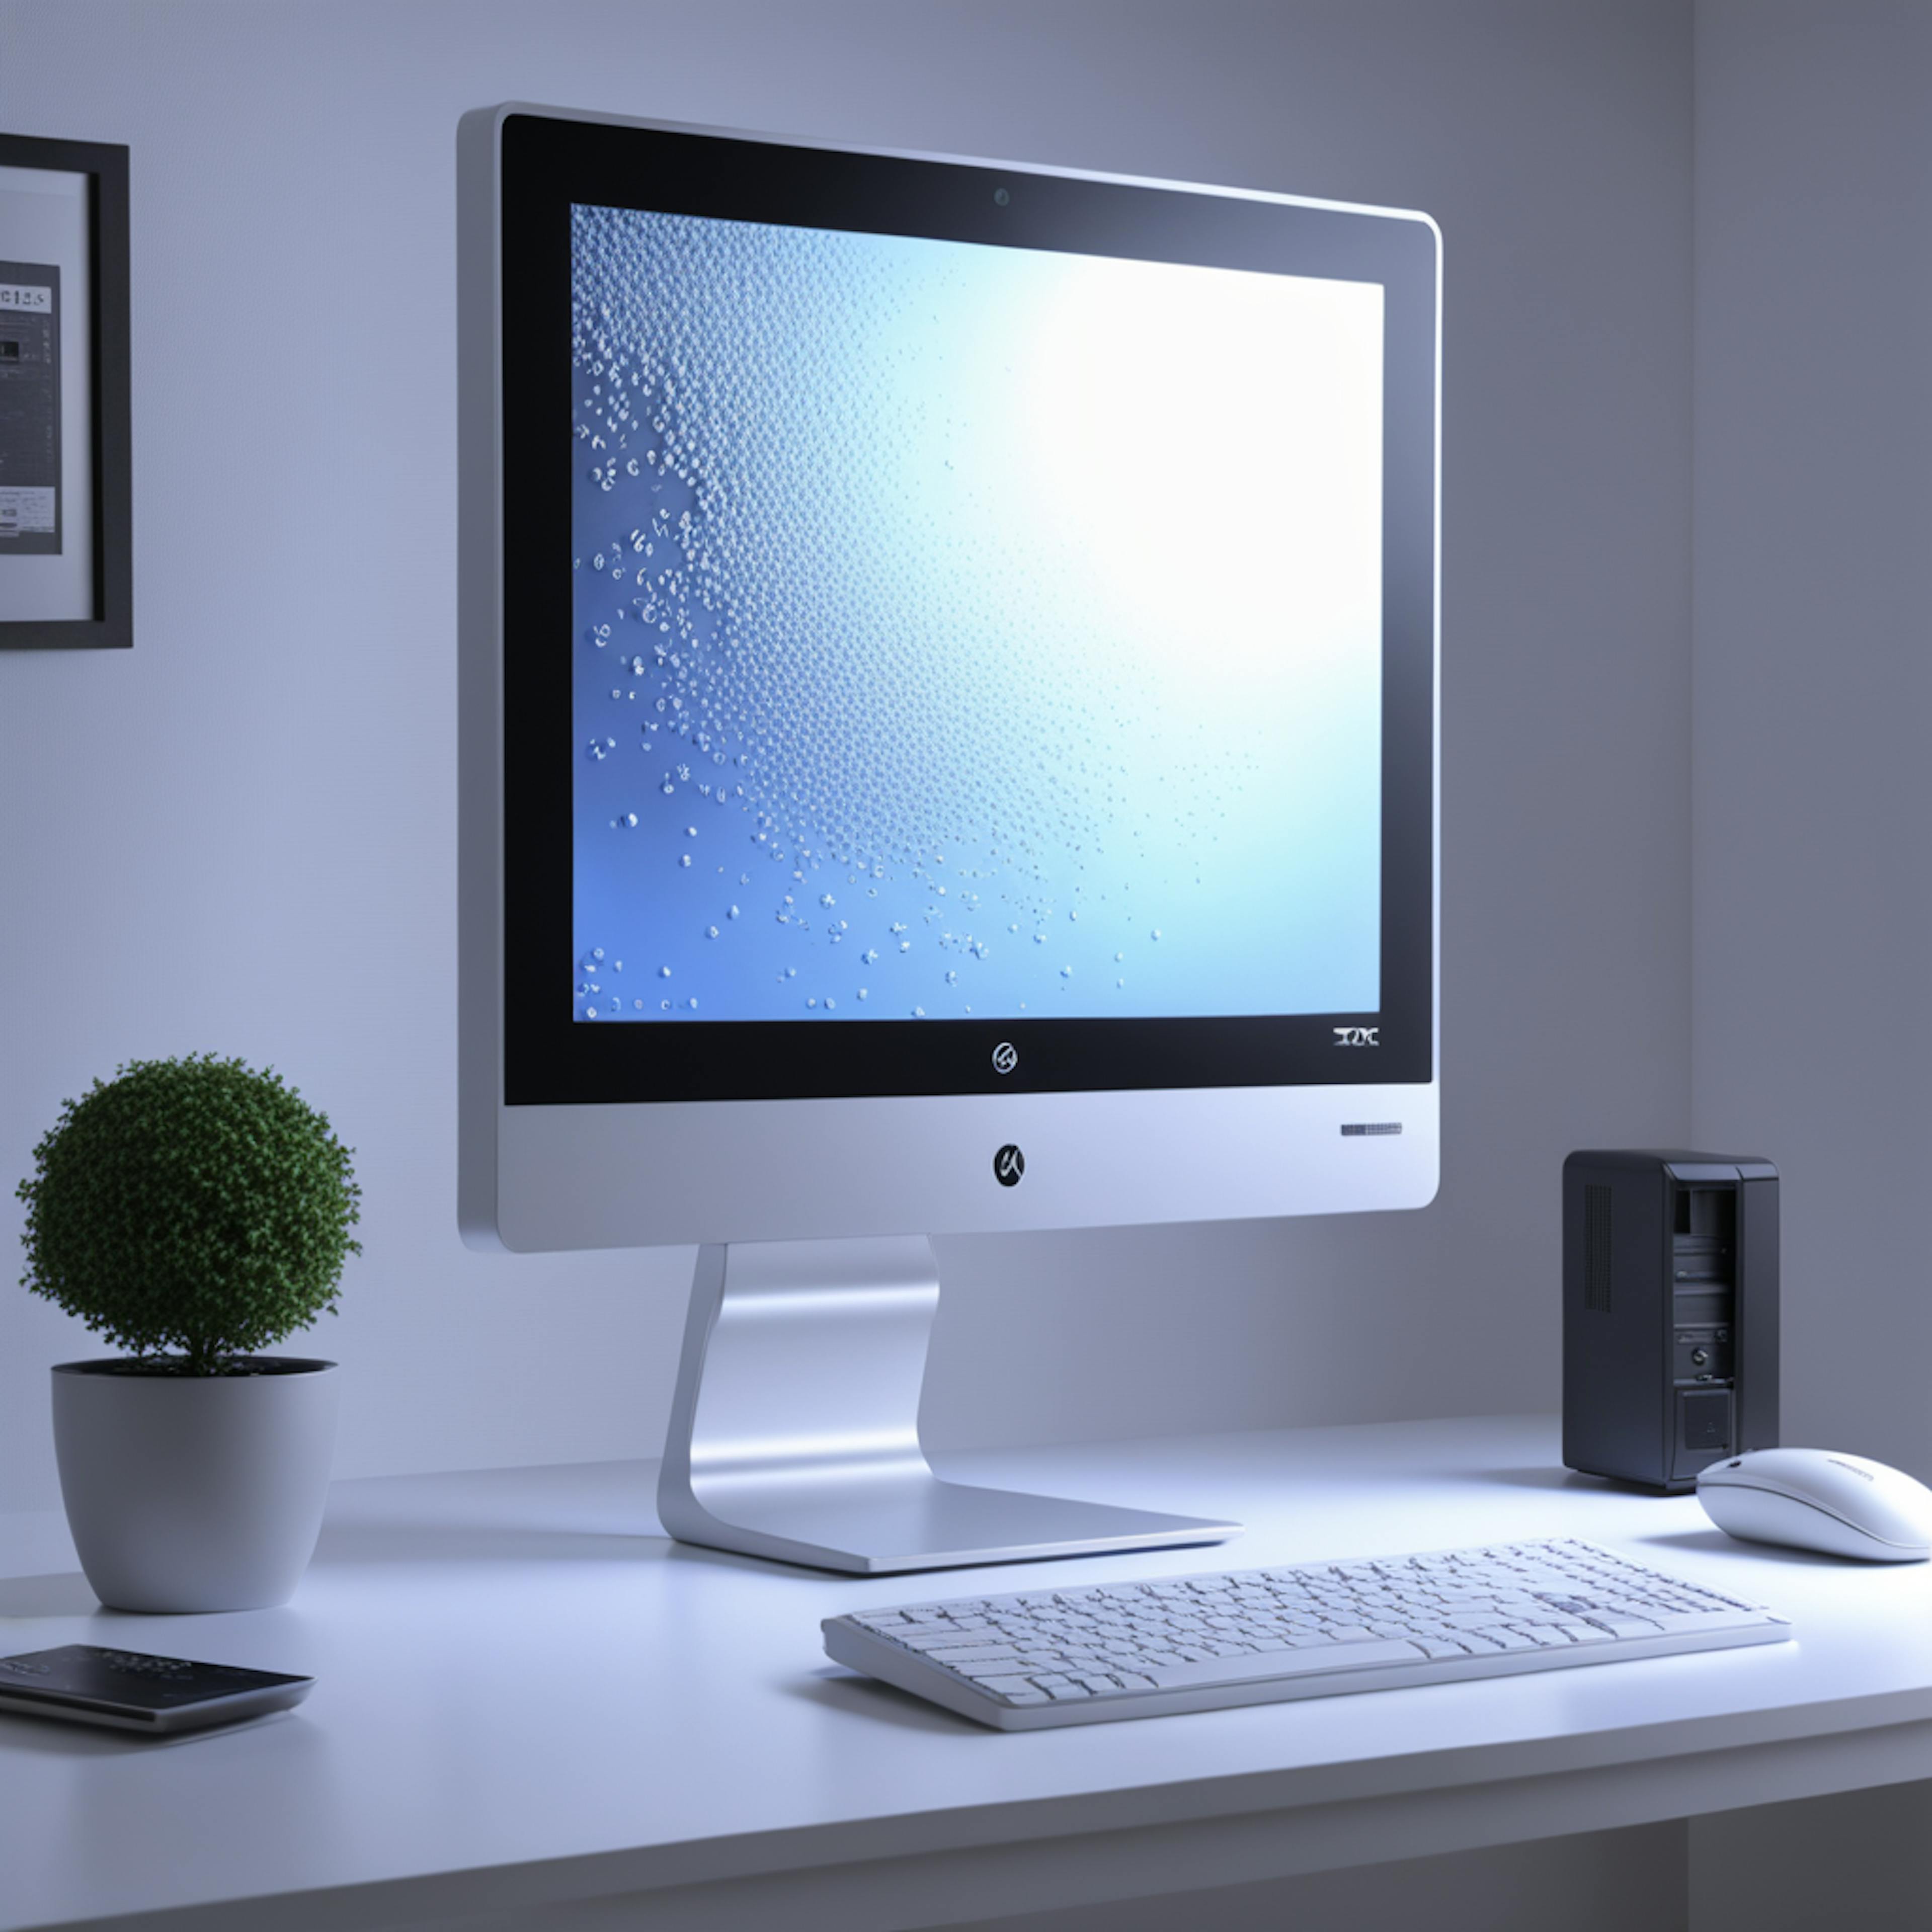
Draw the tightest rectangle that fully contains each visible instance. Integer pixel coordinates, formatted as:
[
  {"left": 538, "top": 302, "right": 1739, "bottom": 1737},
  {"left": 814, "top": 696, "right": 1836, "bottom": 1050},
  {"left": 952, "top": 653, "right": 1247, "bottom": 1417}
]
[{"left": 656, "top": 1236, "right": 1240, "bottom": 1575}]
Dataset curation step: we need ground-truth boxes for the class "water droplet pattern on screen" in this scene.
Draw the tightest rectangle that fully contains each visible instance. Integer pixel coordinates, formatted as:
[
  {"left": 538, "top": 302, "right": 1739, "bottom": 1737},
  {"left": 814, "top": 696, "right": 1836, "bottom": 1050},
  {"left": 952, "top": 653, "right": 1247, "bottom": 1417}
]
[{"left": 569, "top": 204, "right": 1385, "bottom": 1022}]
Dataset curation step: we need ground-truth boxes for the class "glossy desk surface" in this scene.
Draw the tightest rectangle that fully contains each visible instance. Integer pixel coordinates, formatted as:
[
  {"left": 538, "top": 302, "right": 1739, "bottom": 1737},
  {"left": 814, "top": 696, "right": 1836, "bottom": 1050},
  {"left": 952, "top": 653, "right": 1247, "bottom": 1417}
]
[{"left": 5, "top": 1415, "right": 1932, "bottom": 1930}]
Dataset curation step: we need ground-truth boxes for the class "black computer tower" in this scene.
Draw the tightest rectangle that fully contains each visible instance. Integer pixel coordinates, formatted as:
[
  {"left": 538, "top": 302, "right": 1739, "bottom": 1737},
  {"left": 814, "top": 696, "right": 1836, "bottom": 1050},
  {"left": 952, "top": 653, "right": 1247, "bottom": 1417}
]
[{"left": 1562, "top": 1150, "right": 1779, "bottom": 1492}]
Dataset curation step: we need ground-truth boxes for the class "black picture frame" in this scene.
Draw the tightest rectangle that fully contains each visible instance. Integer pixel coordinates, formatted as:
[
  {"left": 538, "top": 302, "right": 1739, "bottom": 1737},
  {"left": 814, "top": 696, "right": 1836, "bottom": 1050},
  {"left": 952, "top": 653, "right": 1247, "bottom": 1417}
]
[{"left": 0, "top": 132, "right": 130, "bottom": 650}]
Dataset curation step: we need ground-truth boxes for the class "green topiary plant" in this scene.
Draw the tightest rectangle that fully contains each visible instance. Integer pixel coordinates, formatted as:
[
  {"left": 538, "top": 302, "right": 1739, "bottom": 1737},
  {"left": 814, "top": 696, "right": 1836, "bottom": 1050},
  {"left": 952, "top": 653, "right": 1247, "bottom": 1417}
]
[{"left": 17, "top": 1054, "right": 362, "bottom": 1377}]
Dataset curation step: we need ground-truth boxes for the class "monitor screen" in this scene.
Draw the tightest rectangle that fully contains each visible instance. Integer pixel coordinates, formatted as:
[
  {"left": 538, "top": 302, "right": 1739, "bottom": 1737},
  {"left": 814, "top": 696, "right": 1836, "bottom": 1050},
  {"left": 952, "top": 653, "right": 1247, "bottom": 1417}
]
[{"left": 570, "top": 205, "right": 1385, "bottom": 1031}]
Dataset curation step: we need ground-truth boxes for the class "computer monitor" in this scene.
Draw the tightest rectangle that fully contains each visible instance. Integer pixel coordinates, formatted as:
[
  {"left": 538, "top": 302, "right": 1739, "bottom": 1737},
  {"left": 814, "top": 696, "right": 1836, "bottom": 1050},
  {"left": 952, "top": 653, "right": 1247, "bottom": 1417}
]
[{"left": 457, "top": 105, "right": 1439, "bottom": 1574}]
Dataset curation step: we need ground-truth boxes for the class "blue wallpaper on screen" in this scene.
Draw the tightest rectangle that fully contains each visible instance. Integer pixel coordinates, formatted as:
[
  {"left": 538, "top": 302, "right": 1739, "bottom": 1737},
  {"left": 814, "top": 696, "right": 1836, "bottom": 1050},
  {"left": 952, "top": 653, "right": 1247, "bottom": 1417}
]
[{"left": 570, "top": 204, "right": 1385, "bottom": 1024}]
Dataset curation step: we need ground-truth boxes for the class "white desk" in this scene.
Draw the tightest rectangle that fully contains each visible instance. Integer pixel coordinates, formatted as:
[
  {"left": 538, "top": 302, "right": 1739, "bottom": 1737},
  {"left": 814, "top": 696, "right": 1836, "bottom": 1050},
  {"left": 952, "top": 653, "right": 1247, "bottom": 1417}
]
[{"left": 4, "top": 1415, "right": 1932, "bottom": 1930}]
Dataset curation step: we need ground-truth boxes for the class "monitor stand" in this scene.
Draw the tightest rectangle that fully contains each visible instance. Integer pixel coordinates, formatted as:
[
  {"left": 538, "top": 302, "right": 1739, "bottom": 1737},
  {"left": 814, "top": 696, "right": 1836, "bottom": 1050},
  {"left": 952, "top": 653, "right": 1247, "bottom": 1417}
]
[{"left": 657, "top": 1235, "right": 1240, "bottom": 1574}]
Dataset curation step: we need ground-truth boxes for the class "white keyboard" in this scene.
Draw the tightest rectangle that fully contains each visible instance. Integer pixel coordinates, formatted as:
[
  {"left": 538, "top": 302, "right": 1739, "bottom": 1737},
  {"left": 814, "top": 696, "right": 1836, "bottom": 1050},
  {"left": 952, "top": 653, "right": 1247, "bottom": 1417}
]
[{"left": 822, "top": 1537, "right": 1791, "bottom": 1730}]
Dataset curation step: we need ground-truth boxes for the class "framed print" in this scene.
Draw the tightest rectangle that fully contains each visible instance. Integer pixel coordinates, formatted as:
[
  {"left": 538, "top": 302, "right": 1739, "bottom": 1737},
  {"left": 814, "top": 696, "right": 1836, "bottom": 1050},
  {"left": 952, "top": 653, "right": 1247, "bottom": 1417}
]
[{"left": 0, "top": 133, "right": 129, "bottom": 649}]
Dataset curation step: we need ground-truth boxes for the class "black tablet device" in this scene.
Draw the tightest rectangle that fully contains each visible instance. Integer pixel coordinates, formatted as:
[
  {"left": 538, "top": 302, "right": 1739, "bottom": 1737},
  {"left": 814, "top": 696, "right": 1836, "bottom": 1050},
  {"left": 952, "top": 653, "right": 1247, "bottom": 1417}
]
[{"left": 0, "top": 1645, "right": 313, "bottom": 1734}]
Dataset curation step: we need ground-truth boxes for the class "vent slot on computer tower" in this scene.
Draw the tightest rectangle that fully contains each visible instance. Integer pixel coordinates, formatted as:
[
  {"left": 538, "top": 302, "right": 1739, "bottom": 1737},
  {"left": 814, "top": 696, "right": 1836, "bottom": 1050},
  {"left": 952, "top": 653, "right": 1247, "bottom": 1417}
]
[{"left": 1583, "top": 1183, "right": 1613, "bottom": 1313}]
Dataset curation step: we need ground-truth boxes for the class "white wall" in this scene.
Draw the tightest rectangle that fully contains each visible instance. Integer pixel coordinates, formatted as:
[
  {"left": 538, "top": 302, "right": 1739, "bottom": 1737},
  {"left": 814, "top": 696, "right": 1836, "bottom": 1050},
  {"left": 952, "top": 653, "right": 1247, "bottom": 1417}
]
[
  {"left": 0, "top": 0, "right": 1697, "bottom": 1512},
  {"left": 1692, "top": 0, "right": 1932, "bottom": 1477}
]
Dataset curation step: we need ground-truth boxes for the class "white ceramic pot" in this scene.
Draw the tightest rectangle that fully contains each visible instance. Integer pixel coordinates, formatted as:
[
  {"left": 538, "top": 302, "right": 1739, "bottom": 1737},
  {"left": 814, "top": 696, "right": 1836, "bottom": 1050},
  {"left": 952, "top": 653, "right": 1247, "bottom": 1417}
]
[{"left": 51, "top": 1358, "right": 340, "bottom": 1613}]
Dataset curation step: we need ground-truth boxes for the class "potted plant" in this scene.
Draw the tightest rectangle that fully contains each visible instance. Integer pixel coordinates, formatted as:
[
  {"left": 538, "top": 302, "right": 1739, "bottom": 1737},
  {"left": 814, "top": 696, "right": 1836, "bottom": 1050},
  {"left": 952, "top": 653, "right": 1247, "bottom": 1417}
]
[{"left": 16, "top": 1054, "right": 361, "bottom": 1613}]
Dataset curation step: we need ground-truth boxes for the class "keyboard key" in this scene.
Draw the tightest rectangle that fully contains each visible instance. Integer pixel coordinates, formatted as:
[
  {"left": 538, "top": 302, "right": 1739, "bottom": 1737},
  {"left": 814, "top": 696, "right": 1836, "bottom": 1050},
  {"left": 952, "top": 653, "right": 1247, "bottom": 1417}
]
[
  {"left": 1144, "top": 1639, "right": 1427, "bottom": 1688},
  {"left": 1651, "top": 1608, "right": 1775, "bottom": 1635},
  {"left": 1586, "top": 1617, "right": 1665, "bottom": 1640},
  {"left": 1474, "top": 1628, "right": 1544, "bottom": 1651}
]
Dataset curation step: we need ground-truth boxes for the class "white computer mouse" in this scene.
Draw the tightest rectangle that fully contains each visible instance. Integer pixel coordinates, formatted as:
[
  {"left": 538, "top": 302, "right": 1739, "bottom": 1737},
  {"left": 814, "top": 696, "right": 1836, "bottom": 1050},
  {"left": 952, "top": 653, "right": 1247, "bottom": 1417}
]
[{"left": 1697, "top": 1448, "right": 1932, "bottom": 1562}]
